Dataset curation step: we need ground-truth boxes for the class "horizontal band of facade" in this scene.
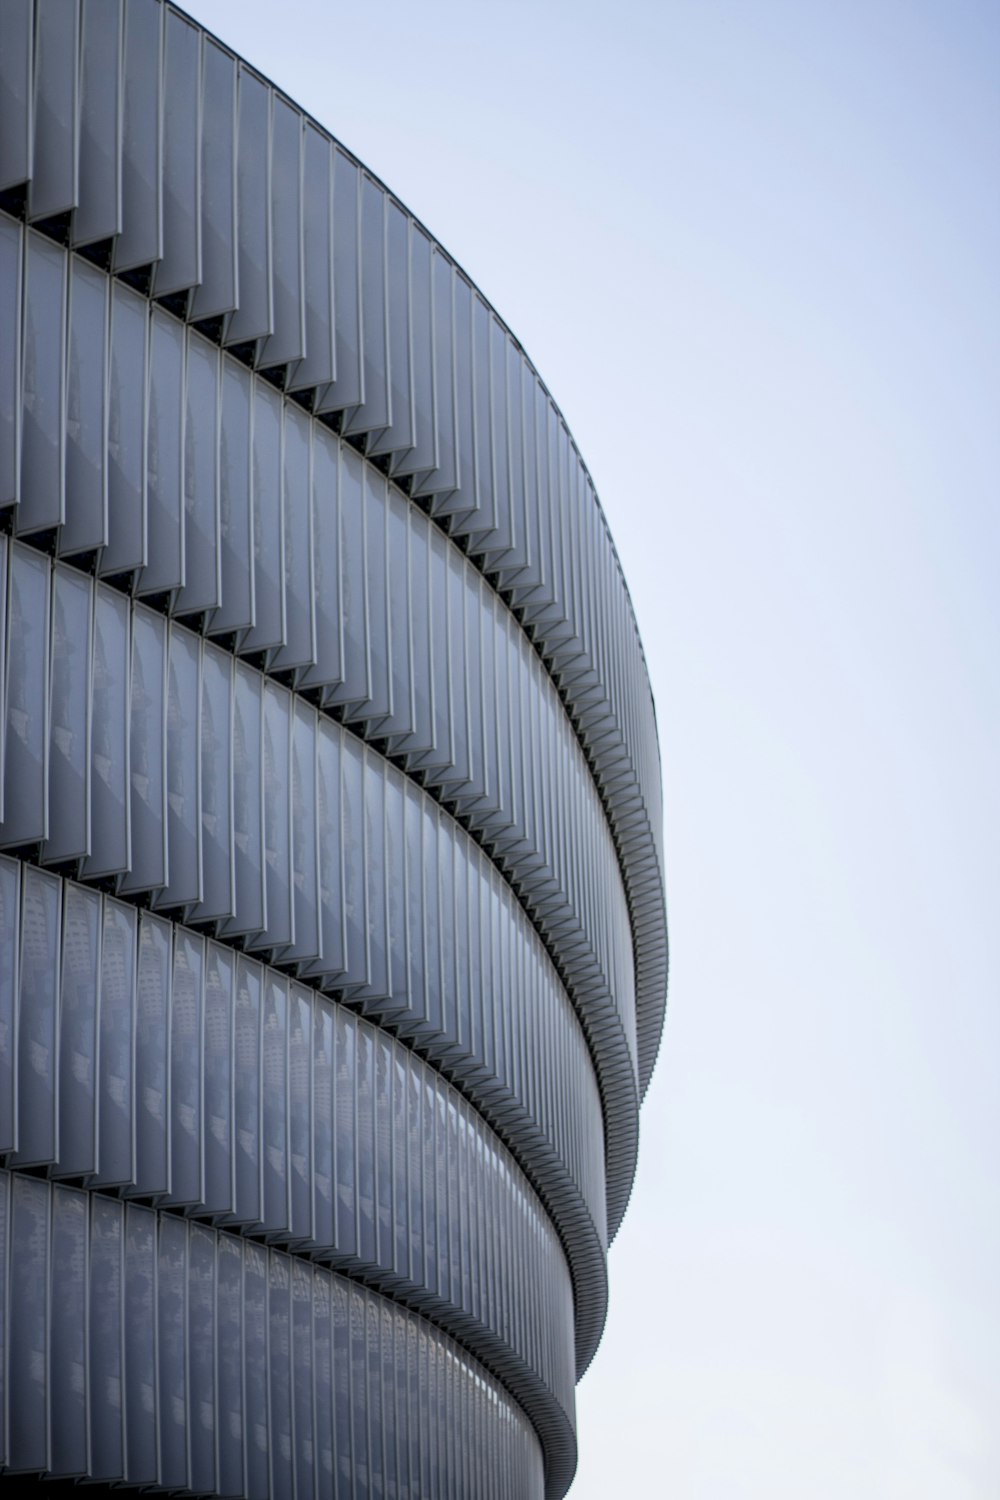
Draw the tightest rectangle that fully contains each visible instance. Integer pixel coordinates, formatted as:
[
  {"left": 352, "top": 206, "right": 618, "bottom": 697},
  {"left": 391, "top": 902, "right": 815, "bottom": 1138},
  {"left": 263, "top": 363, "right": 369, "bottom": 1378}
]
[
  {"left": 0, "top": 230, "right": 646, "bottom": 1242},
  {"left": 0, "top": 549, "right": 616, "bottom": 1372},
  {"left": 0, "top": 860, "right": 579, "bottom": 1485},
  {"left": 0, "top": 1169, "right": 547, "bottom": 1497},
  {"left": 0, "top": 0, "right": 667, "bottom": 1103}
]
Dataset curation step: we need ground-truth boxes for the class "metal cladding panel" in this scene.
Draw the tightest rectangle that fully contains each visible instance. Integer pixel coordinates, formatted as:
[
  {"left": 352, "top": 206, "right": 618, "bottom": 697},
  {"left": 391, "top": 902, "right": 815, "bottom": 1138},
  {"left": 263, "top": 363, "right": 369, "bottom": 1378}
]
[
  {"left": 61, "top": 254, "right": 109, "bottom": 555},
  {"left": 0, "top": 0, "right": 34, "bottom": 194},
  {"left": 190, "top": 35, "right": 237, "bottom": 321},
  {"left": 100, "top": 280, "right": 147, "bottom": 576},
  {"left": 27, "top": 0, "right": 79, "bottom": 223},
  {"left": 0, "top": 3, "right": 670, "bottom": 1494},
  {"left": 154, "top": 7, "right": 202, "bottom": 300},
  {"left": 178, "top": 326, "right": 221, "bottom": 612},
  {"left": 74, "top": 0, "right": 124, "bottom": 248},
  {"left": 114, "top": 0, "right": 163, "bottom": 274},
  {"left": 18, "top": 229, "right": 66, "bottom": 535},
  {"left": 6, "top": 1176, "right": 556, "bottom": 1498}
]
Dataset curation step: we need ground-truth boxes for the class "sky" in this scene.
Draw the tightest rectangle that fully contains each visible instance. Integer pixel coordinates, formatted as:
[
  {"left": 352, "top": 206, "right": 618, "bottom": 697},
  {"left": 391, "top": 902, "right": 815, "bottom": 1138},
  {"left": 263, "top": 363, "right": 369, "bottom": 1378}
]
[{"left": 194, "top": 3, "right": 1000, "bottom": 1494}]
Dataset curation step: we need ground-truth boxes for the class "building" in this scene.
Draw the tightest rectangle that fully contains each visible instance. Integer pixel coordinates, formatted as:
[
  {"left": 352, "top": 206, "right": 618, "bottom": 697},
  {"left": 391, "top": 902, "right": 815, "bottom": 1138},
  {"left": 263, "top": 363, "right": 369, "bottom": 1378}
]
[{"left": 0, "top": 2, "right": 668, "bottom": 1496}]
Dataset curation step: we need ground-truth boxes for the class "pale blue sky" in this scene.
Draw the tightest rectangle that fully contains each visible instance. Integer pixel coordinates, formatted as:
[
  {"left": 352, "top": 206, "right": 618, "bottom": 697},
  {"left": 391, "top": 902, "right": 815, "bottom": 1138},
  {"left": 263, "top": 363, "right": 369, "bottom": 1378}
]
[{"left": 195, "top": 2, "right": 1000, "bottom": 1494}]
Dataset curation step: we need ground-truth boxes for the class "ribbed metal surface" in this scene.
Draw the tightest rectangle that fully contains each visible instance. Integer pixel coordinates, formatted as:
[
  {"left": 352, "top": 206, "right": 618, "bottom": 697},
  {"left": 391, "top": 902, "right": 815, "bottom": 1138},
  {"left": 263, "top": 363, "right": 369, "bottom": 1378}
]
[
  {"left": 0, "top": 0, "right": 667, "bottom": 1108},
  {"left": 0, "top": 1170, "right": 546, "bottom": 1497},
  {"left": 0, "top": 542, "right": 613, "bottom": 1371},
  {"left": 0, "top": 858, "right": 578, "bottom": 1488},
  {"left": 2, "top": 219, "right": 642, "bottom": 1240},
  {"left": 0, "top": 3, "right": 669, "bottom": 1494}
]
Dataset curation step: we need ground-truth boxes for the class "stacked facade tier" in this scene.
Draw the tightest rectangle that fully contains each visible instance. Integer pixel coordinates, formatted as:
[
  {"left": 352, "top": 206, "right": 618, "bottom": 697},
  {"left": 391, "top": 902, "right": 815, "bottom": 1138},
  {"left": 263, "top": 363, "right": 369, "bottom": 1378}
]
[{"left": 0, "top": 2, "right": 669, "bottom": 1496}]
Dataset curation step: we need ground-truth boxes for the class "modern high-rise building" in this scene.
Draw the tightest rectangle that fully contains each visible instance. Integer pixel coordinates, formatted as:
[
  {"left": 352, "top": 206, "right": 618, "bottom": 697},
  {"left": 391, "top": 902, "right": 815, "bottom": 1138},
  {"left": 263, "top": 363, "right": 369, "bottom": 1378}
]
[{"left": 0, "top": 3, "right": 668, "bottom": 1496}]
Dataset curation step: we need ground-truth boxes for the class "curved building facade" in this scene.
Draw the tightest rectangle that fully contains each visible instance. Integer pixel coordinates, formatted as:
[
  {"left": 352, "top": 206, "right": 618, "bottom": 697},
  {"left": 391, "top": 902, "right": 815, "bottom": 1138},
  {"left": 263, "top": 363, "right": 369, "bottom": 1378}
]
[{"left": 0, "top": 3, "right": 668, "bottom": 1496}]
